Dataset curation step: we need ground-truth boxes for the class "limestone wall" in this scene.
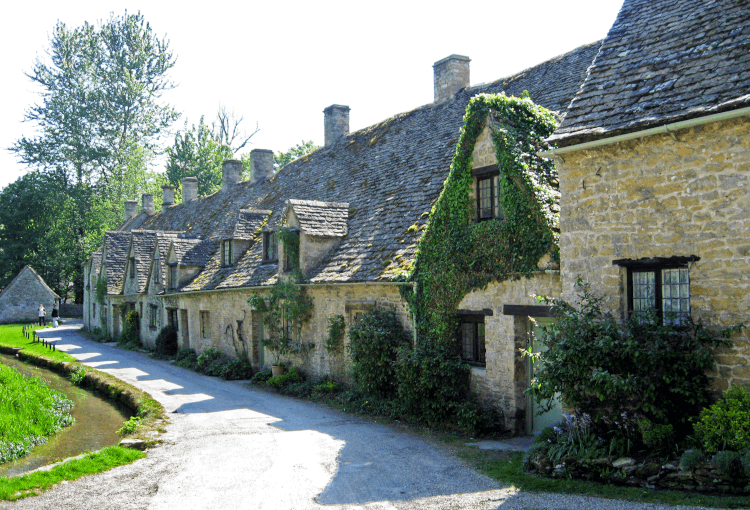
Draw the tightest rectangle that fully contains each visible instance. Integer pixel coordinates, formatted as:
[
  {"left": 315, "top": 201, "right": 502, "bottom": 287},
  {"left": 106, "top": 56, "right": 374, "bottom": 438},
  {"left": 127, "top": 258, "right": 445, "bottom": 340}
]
[
  {"left": 557, "top": 115, "right": 750, "bottom": 389},
  {"left": 457, "top": 272, "right": 561, "bottom": 433}
]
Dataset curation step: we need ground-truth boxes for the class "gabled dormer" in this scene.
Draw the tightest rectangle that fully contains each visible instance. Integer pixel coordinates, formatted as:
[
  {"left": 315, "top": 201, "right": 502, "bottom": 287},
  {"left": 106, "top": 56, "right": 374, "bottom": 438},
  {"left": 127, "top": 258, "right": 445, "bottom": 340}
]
[
  {"left": 219, "top": 209, "right": 272, "bottom": 267},
  {"left": 164, "top": 237, "right": 219, "bottom": 291},
  {"left": 280, "top": 199, "right": 349, "bottom": 277}
]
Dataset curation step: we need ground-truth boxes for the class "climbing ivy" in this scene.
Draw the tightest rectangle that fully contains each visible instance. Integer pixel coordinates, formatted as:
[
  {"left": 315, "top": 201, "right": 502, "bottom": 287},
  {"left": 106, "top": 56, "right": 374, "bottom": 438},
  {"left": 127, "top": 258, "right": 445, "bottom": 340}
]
[
  {"left": 278, "top": 225, "right": 302, "bottom": 280},
  {"left": 406, "top": 93, "right": 558, "bottom": 348}
]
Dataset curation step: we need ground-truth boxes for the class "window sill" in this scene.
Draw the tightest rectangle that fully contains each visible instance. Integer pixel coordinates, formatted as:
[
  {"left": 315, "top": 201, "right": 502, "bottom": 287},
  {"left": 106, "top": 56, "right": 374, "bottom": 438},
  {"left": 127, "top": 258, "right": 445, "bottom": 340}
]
[{"left": 261, "top": 259, "right": 278, "bottom": 265}]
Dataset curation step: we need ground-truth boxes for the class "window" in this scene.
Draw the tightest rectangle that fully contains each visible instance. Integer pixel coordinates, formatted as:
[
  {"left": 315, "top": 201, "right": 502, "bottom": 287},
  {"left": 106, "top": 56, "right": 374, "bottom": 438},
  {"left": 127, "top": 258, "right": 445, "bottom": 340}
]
[
  {"left": 262, "top": 231, "right": 278, "bottom": 262},
  {"left": 200, "top": 311, "right": 210, "bottom": 339},
  {"left": 169, "top": 264, "right": 178, "bottom": 290},
  {"left": 474, "top": 166, "right": 501, "bottom": 221},
  {"left": 149, "top": 304, "right": 160, "bottom": 329},
  {"left": 616, "top": 256, "right": 697, "bottom": 325},
  {"left": 456, "top": 314, "right": 486, "bottom": 366},
  {"left": 93, "top": 303, "right": 96, "bottom": 318},
  {"left": 129, "top": 257, "right": 136, "bottom": 279},
  {"left": 222, "top": 239, "right": 234, "bottom": 266}
]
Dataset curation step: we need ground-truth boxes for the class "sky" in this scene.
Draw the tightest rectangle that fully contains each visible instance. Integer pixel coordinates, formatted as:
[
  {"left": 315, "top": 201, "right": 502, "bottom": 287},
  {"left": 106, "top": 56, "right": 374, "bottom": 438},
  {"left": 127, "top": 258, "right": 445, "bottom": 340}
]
[{"left": 0, "top": 0, "right": 624, "bottom": 190}]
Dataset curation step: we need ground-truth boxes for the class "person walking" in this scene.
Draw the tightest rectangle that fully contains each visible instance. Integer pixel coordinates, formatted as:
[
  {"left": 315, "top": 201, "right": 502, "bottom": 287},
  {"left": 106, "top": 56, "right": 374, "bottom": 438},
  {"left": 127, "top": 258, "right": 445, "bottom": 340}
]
[
  {"left": 51, "top": 302, "right": 59, "bottom": 328},
  {"left": 38, "top": 303, "right": 46, "bottom": 326}
]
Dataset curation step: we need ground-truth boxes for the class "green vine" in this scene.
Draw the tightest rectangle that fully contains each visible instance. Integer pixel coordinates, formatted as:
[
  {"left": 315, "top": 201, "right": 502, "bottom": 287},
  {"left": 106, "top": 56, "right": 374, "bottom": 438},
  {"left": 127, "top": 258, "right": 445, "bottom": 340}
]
[
  {"left": 325, "top": 315, "right": 346, "bottom": 353},
  {"left": 278, "top": 226, "right": 302, "bottom": 280},
  {"left": 405, "top": 93, "right": 558, "bottom": 347},
  {"left": 248, "top": 279, "right": 314, "bottom": 365}
]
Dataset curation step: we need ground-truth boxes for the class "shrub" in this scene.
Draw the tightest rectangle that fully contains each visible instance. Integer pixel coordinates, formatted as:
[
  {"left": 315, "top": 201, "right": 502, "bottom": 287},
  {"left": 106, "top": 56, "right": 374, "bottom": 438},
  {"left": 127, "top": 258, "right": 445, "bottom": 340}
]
[
  {"left": 117, "top": 310, "right": 141, "bottom": 350},
  {"left": 251, "top": 369, "right": 272, "bottom": 385},
  {"left": 89, "top": 327, "right": 109, "bottom": 343},
  {"left": 174, "top": 348, "right": 198, "bottom": 369},
  {"left": 154, "top": 325, "right": 178, "bottom": 357},
  {"left": 638, "top": 418, "right": 675, "bottom": 456},
  {"left": 196, "top": 347, "right": 223, "bottom": 373},
  {"left": 713, "top": 450, "right": 747, "bottom": 479},
  {"left": 220, "top": 359, "right": 253, "bottom": 380},
  {"left": 348, "top": 309, "right": 410, "bottom": 398},
  {"left": 267, "top": 367, "right": 303, "bottom": 389},
  {"left": 528, "top": 281, "right": 741, "bottom": 437},
  {"left": 694, "top": 385, "right": 750, "bottom": 454},
  {"left": 394, "top": 343, "right": 470, "bottom": 425},
  {"left": 679, "top": 449, "right": 705, "bottom": 469}
]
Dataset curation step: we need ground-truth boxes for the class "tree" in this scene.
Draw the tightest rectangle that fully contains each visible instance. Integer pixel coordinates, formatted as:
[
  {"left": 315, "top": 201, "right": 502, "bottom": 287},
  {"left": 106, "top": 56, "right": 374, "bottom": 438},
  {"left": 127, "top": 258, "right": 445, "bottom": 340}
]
[
  {"left": 274, "top": 140, "right": 319, "bottom": 170},
  {"left": 6, "top": 11, "right": 179, "bottom": 302},
  {"left": 213, "top": 104, "right": 259, "bottom": 155},
  {"left": 11, "top": 11, "right": 179, "bottom": 187},
  {"left": 165, "top": 117, "right": 233, "bottom": 197}
]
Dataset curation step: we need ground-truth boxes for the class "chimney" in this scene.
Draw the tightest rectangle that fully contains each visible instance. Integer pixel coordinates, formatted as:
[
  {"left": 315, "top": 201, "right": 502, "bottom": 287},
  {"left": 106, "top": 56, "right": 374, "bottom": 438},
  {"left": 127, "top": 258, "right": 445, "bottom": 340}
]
[
  {"left": 162, "top": 185, "right": 175, "bottom": 206},
  {"left": 433, "top": 55, "right": 470, "bottom": 103},
  {"left": 182, "top": 177, "right": 198, "bottom": 203},
  {"left": 323, "top": 105, "right": 350, "bottom": 147},
  {"left": 124, "top": 200, "right": 138, "bottom": 222},
  {"left": 222, "top": 160, "right": 243, "bottom": 190},
  {"left": 250, "top": 149, "right": 274, "bottom": 184},
  {"left": 142, "top": 193, "right": 155, "bottom": 215}
]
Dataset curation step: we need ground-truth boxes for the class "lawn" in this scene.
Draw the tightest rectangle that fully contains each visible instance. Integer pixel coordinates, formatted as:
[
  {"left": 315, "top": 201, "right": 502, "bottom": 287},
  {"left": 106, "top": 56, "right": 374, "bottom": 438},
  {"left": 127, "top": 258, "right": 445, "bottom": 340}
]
[{"left": 0, "top": 324, "right": 76, "bottom": 362}]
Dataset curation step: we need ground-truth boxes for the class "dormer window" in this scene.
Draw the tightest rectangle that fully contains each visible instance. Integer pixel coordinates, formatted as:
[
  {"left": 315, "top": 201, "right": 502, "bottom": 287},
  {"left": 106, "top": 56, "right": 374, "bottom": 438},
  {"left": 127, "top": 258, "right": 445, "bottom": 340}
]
[
  {"left": 169, "top": 263, "right": 178, "bottom": 290},
  {"left": 129, "top": 257, "right": 136, "bottom": 279},
  {"left": 222, "top": 239, "right": 234, "bottom": 266},
  {"left": 263, "top": 231, "right": 278, "bottom": 262},
  {"left": 474, "top": 166, "right": 501, "bottom": 221},
  {"left": 283, "top": 229, "right": 300, "bottom": 273}
]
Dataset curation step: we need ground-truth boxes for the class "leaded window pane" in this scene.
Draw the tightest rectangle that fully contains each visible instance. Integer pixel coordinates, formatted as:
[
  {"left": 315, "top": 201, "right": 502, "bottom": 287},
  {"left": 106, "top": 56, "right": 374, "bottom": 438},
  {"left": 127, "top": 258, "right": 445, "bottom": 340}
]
[
  {"left": 632, "top": 270, "right": 656, "bottom": 312},
  {"left": 461, "top": 322, "right": 475, "bottom": 361},
  {"left": 662, "top": 268, "right": 690, "bottom": 325},
  {"left": 478, "top": 177, "right": 493, "bottom": 219}
]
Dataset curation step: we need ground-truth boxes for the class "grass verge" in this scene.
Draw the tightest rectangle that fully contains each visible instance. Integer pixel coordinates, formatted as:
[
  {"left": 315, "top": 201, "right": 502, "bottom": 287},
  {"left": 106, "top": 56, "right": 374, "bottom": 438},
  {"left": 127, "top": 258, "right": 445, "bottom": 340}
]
[
  {"left": 0, "top": 446, "right": 145, "bottom": 501},
  {"left": 0, "top": 324, "right": 76, "bottom": 362},
  {"left": 453, "top": 447, "right": 750, "bottom": 509}
]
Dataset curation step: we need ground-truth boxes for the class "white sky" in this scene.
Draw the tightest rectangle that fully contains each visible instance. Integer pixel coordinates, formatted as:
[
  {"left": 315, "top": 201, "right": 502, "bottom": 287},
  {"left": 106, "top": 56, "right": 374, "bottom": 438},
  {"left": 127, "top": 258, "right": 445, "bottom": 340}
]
[{"left": 0, "top": 0, "right": 624, "bottom": 190}]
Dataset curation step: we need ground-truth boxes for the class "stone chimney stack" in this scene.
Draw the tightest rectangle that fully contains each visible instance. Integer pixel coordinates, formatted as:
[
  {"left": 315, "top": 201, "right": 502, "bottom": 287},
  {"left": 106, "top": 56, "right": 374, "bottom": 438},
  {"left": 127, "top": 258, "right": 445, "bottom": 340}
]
[
  {"left": 250, "top": 149, "right": 274, "bottom": 184},
  {"left": 324, "top": 105, "right": 350, "bottom": 147},
  {"left": 222, "top": 160, "right": 243, "bottom": 191},
  {"left": 433, "top": 55, "right": 470, "bottom": 103},
  {"left": 124, "top": 200, "right": 138, "bottom": 223},
  {"left": 142, "top": 193, "right": 155, "bottom": 215},
  {"left": 162, "top": 185, "right": 175, "bottom": 206},
  {"left": 182, "top": 177, "right": 198, "bottom": 203}
]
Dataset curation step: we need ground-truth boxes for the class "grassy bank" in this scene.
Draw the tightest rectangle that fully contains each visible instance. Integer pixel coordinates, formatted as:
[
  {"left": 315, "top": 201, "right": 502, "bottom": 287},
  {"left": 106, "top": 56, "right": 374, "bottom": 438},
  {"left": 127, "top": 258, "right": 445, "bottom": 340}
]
[
  {"left": 0, "top": 323, "right": 165, "bottom": 501},
  {"left": 0, "top": 363, "right": 75, "bottom": 463}
]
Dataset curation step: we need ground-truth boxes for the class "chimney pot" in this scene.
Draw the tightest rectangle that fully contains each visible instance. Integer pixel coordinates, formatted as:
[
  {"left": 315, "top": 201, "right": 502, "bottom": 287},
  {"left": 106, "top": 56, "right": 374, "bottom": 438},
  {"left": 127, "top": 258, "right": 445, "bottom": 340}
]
[
  {"left": 124, "top": 200, "right": 138, "bottom": 222},
  {"left": 182, "top": 177, "right": 198, "bottom": 203},
  {"left": 222, "top": 160, "right": 243, "bottom": 190},
  {"left": 323, "top": 105, "right": 350, "bottom": 147},
  {"left": 142, "top": 194, "right": 155, "bottom": 215},
  {"left": 162, "top": 185, "right": 175, "bottom": 206},
  {"left": 250, "top": 149, "right": 274, "bottom": 183},
  {"left": 433, "top": 55, "right": 470, "bottom": 103}
]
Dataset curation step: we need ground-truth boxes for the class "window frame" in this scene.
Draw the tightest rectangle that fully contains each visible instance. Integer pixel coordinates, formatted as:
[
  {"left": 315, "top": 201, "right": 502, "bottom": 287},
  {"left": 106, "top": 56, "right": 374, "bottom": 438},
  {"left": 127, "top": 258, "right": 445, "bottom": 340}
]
[
  {"left": 129, "top": 257, "right": 136, "bottom": 279},
  {"left": 262, "top": 231, "right": 278, "bottom": 263},
  {"left": 169, "top": 264, "right": 178, "bottom": 290},
  {"left": 167, "top": 308, "right": 178, "bottom": 328},
  {"left": 283, "top": 229, "right": 301, "bottom": 273},
  {"left": 148, "top": 304, "right": 160, "bottom": 330},
  {"left": 615, "top": 256, "right": 698, "bottom": 325},
  {"left": 472, "top": 165, "right": 502, "bottom": 222},
  {"left": 200, "top": 310, "right": 210, "bottom": 339},
  {"left": 222, "top": 239, "right": 234, "bottom": 267},
  {"left": 456, "top": 313, "right": 487, "bottom": 367}
]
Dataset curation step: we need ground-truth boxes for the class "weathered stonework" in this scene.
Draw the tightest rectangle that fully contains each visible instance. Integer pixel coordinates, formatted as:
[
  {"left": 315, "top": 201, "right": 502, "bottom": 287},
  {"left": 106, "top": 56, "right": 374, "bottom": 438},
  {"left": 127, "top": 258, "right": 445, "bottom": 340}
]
[
  {"left": 557, "top": 116, "right": 750, "bottom": 389},
  {"left": 457, "top": 272, "right": 561, "bottom": 433},
  {"left": 0, "top": 266, "right": 60, "bottom": 324},
  {"left": 433, "top": 55, "right": 470, "bottom": 104}
]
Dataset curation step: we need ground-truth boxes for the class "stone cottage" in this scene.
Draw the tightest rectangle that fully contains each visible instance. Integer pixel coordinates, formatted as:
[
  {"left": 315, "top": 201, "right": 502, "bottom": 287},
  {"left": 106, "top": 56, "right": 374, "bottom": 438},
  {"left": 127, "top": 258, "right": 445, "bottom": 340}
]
[
  {"left": 84, "top": 45, "right": 600, "bottom": 432},
  {"left": 546, "top": 0, "right": 750, "bottom": 388},
  {"left": 0, "top": 265, "right": 60, "bottom": 324}
]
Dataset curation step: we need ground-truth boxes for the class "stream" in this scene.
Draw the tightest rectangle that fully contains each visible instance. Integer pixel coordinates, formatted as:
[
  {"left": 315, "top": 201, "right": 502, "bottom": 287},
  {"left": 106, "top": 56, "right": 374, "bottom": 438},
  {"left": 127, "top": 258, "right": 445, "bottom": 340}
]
[{"left": 0, "top": 353, "right": 132, "bottom": 477}]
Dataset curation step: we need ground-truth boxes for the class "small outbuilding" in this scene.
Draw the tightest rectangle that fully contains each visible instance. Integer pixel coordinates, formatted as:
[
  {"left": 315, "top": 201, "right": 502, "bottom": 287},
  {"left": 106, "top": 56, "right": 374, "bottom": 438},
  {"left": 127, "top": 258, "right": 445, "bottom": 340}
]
[{"left": 0, "top": 266, "right": 60, "bottom": 324}]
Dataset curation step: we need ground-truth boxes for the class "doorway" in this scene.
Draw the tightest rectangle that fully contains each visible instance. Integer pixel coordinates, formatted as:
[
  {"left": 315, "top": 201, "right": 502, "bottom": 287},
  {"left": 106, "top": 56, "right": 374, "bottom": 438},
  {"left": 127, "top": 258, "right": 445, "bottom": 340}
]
[
  {"left": 180, "top": 309, "right": 189, "bottom": 349},
  {"left": 527, "top": 317, "right": 562, "bottom": 434}
]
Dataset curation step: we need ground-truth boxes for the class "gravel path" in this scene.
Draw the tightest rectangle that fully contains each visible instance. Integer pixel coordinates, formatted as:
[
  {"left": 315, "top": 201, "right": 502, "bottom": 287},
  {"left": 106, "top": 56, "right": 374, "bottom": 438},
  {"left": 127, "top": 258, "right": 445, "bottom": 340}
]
[{"left": 0, "top": 323, "right": 745, "bottom": 510}]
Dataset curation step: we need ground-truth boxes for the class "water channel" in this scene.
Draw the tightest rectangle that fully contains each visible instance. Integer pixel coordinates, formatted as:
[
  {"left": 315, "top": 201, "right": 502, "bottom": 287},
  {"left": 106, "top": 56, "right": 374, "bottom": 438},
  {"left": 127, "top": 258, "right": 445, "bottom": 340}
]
[{"left": 0, "top": 353, "right": 132, "bottom": 477}]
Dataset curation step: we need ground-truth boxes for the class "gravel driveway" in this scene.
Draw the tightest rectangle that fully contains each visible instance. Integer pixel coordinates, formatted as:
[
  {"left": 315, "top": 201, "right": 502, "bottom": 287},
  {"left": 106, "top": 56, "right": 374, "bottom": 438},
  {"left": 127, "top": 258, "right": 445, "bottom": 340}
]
[{"left": 0, "top": 323, "right": 744, "bottom": 510}]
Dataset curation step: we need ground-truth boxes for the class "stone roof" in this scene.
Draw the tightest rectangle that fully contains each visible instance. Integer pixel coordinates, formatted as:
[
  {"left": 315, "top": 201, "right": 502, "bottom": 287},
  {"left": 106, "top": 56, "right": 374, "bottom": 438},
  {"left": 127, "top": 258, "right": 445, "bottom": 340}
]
[
  {"left": 171, "top": 238, "right": 218, "bottom": 267},
  {"left": 0, "top": 265, "right": 60, "bottom": 301},
  {"left": 107, "top": 42, "right": 600, "bottom": 292},
  {"left": 287, "top": 200, "right": 349, "bottom": 237},
  {"left": 549, "top": 0, "right": 750, "bottom": 147},
  {"left": 104, "top": 231, "right": 132, "bottom": 293}
]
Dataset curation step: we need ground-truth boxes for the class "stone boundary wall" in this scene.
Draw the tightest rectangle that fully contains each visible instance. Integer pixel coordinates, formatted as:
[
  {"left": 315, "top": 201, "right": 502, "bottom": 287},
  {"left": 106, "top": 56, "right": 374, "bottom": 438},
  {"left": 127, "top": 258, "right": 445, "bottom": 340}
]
[{"left": 60, "top": 303, "right": 83, "bottom": 317}]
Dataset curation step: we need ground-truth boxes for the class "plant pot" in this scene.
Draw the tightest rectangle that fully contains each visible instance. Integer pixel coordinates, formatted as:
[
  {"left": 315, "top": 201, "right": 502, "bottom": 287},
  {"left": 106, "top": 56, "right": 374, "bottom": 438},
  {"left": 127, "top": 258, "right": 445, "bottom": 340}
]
[{"left": 271, "top": 365, "right": 286, "bottom": 377}]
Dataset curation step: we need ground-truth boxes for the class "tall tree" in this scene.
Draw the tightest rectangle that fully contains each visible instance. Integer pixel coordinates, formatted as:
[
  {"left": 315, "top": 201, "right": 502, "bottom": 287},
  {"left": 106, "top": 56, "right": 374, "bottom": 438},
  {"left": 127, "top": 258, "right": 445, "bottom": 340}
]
[
  {"left": 6, "top": 11, "right": 179, "bottom": 302},
  {"left": 165, "top": 116, "right": 233, "bottom": 197}
]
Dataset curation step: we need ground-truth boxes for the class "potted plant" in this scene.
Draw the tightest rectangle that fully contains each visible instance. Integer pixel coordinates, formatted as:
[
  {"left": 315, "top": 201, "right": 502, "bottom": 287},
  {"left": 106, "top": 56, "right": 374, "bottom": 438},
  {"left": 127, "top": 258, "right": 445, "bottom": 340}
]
[{"left": 262, "top": 336, "right": 294, "bottom": 376}]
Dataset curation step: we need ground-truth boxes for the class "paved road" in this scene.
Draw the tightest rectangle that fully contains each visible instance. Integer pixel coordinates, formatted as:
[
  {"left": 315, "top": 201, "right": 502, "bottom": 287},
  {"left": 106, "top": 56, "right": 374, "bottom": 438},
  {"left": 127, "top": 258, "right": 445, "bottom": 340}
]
[{"left": 1, "top": 323, "right": 743, "bottom": 510}]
